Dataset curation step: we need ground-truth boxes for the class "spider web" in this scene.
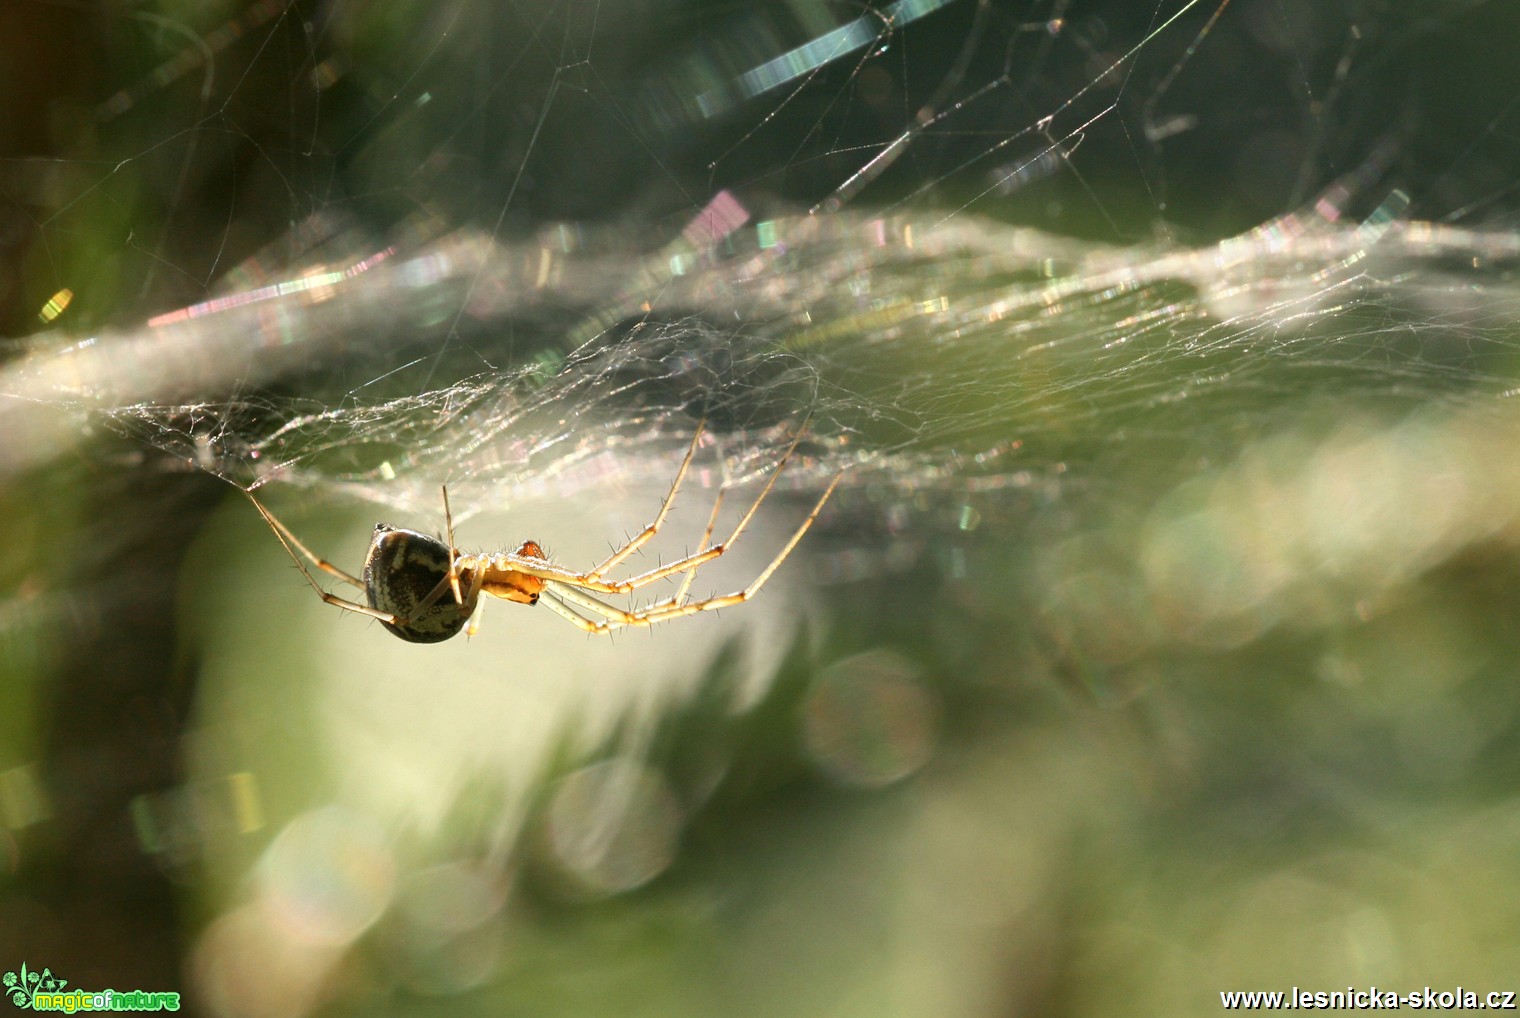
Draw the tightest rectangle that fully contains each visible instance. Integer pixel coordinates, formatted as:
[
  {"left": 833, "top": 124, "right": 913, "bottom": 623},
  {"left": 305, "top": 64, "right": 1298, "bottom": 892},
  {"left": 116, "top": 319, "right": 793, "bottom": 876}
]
[
  {"left": 3, "top": 0, "right": 1516, "bottom": 536},
  {"left": 0, "top": 0, "right": 1516, "bottom": 788},
  {"left": 6, "top": 1, "right": 1520, "bottom": 1010}
]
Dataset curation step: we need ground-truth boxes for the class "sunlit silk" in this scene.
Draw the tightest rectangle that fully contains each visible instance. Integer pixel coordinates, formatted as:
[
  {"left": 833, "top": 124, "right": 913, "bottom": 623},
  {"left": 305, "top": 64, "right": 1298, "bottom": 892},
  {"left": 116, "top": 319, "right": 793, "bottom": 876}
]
[
  {"left": 697, "top": 0, "right": 959, "bottom": 116},
  {"left": 682, "top": 189, "right": 750, "bottom": 248},
  {"left": 147, "top": 249, "right": 394, "bottom": 328},
  {"left": 95, "top": 0, "right": 289, "bottom": 120}
]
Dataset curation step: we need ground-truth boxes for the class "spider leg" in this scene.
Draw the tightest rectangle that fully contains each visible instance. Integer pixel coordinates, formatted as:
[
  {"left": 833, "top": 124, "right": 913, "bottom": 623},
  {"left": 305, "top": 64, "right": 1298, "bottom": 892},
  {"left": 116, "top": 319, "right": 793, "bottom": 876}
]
[
  {"left": 543, "top": 582, "right": 644, "bottom": 625},
  {"left": 587, "top": 418, "right": 705, "bottom": 580},
  {"left": 488, "top": 421, "right": 812, "bottom": 596},
  {"left": 540, "top": 471, "right": 841, "bottom": 634},
  {"left": 729, "top": 469, "right": 840, "bottom": 595},
  {"left": 308, "top": 591, "right": 402, "bottom": 625},
  {"left": 464, "top": 593, "right": 487, "bottom": 637},
  {"left": 410, "top": 575, "right": 458, "bottom": 616},
  {"left": 537, "top": 589, "right": 607, "bottom": 633},
  {"left": 543, "top": 582, "right": 713, "bottom": 630},
  {"left": 246, "top": 493, "right": 402, "bottom": 625},
  {"left": 570, "top": 421, "right": 811, "bottom": 594},
  {"left": 624, "top": 484, "right": 727, "bottom": 617},
  {"left": 463, "top": 564, "right": 488, "bottom": 637},
  {"left": 405, "top": 556, "right": 488, "bottom": 626},
  {"left": 668, "top": 483, "right": 725, "bottom": 608},
  {"left": 442, "top": 485, "right": 464, "bottom": 607},
  {"left": 248, "top": 493, "right": 366, "bottom": 589},
  {"left": 469, "top": 552, "right": 720, "bottom": 595}
]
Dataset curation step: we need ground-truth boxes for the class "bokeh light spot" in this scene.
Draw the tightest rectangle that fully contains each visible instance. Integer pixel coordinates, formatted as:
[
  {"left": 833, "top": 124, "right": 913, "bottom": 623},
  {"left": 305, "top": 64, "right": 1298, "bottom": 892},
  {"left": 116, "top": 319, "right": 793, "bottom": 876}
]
[
  {"left": 803, "top": 649, "right": 939, "bottom": 788},
  {"left": 538, "top": 758, "right": 683, "bottom": 897}
]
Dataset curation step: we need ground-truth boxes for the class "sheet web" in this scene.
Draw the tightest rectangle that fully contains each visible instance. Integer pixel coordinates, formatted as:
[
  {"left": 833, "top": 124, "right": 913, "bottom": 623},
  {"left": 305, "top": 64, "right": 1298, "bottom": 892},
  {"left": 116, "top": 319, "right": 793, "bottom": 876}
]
[
  {"left": 88, "top": 208, "right": 1520, "bottom": 528},
  {"left": 9, "top": 3, "right": 1520, "bottom": 1007},
  {"left": 4, "top": 0, "right": 1520, "bottom": 552}
]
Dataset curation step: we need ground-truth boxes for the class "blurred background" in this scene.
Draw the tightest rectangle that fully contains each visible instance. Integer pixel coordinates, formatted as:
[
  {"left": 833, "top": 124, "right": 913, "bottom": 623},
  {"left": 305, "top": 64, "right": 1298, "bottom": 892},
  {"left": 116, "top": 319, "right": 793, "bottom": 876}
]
[{"left": 3, "top": 0, "right": 1520, "bottom": 1014}]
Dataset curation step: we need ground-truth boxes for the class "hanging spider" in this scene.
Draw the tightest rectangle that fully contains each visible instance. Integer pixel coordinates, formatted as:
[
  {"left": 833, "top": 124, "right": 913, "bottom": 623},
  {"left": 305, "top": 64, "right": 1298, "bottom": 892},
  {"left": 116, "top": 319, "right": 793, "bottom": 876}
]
[{"left": 247, "top": 422, "right": 839, "bottom": 641}]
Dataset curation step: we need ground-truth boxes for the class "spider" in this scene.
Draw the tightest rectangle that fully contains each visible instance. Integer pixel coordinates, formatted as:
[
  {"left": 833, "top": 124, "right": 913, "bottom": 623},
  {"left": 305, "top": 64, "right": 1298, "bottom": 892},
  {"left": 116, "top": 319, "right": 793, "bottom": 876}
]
[{"left": 247, "top": 422, "right": 839, "bottom": 641}]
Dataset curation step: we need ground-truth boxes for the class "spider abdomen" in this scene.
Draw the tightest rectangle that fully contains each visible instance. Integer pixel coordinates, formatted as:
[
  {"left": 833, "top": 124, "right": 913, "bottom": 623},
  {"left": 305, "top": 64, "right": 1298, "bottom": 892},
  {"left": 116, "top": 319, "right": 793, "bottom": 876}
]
[{"left": 362, "top": 524, "right": 471, "bottom": 643}]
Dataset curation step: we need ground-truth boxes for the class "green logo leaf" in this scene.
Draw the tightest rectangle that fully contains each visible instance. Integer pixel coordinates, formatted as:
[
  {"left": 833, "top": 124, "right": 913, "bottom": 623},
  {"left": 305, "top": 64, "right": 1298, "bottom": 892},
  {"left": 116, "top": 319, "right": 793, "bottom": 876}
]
[
  {"left": 3, "top": 964, "right": 66, "bottom": 1009},
  {"left": 4, "top": 964, "right": 34, "bottom": 1009}
]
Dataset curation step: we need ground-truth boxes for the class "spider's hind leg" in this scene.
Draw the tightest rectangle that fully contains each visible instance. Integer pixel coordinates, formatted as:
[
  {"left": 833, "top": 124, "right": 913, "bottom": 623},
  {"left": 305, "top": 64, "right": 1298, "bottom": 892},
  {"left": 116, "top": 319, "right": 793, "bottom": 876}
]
[
  {"left": 249, "top": 493, "right": 366, "bottom": 590},
  {"left": 247, "top": 493, "right": 402, "bottom": 626}
]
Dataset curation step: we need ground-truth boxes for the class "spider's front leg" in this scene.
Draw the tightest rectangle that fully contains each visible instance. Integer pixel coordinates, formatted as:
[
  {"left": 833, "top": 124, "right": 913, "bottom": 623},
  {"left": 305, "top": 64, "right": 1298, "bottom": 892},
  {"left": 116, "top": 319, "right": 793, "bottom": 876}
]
[
  {"left": 585, "top": 420, "right": 706, "bottom": 581},
  {"left": 537, "top": 470, "right": 841, "bottom": 634}
]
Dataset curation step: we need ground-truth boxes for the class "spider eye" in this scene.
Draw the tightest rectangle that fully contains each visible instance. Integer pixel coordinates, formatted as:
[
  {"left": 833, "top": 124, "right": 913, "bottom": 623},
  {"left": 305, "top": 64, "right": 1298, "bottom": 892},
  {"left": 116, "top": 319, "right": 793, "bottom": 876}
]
[{"left": 362, "top": 527, "right": 469, "bottom": 643}]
